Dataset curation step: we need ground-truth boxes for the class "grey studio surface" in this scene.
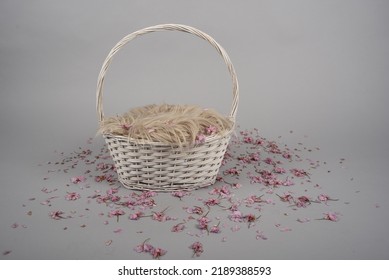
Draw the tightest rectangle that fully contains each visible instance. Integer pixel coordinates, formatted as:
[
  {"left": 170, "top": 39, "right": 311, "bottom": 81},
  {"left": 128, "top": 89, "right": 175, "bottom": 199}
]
[{"left": 1, "top": 0, "right": 388, "bottom": 260}]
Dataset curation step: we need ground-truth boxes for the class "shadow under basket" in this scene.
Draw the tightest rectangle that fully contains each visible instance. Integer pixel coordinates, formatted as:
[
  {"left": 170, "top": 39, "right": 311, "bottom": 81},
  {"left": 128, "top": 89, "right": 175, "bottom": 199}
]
[{"left": 96, "top": 24, "right": 239, "bottom": 191}]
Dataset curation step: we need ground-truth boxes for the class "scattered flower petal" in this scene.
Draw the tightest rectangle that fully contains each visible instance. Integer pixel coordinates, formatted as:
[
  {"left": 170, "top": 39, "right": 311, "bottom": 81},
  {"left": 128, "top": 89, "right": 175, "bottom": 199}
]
[
  {"left": 297, "top": 217, "right": 311, "bottom": 223},
  {"left": 205, "top": 125, "right": 218, "bottom": 135},
  {"left": 256, "top": 230, "right": 268, "bottom": 240},
  {"left": 231, "top": 225, "right": 241, "bottom": 232},
  {"left": 190, "top": 241, "right": 204, "bottom": 257},
  {"left": 195, "top": 134, "right": 206, "bottom": 145},
  {"left": 134, "top": 239, "right": 154, "bottom": 253},
  {"left": 49, "top": 210, "right": 65, "bottom": 220},
  {"left": 109, "top": 209, "right": 125, "bottom": 222},
  {"left": 171, "top": 223, "right": 186, "bottom": 232},
  {"left": 129, "top": 211, "right": 144, "bottom": 220},
  {"left": 70, "top": 176, "right": 86, "bottom": 184},
  {"left": 11, "top": 223, "right": 19, "bottom": 229},
  {"left": 151, "top": 247, "right": 167, "bottom": 259},
  {"left": 65, "top": 192, "right": 81, "bottom": 201},
  {"left": 290, "top": 168, "right": 309, "bottom": 178},
  {"left": 322, "top": 212, "right": 340, "bottom": 222}
]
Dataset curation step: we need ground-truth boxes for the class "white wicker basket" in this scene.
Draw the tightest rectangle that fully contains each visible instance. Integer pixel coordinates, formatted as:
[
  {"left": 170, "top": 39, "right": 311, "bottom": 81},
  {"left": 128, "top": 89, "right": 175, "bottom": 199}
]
[{"left": 96, "top": 24, "right": 239, "bottom": 191}]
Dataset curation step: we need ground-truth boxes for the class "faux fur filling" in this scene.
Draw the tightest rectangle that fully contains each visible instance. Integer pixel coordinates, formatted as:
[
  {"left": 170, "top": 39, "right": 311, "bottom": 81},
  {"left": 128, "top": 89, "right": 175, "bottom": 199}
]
[{"left": 98, "top": 104, "right": 233, "bottom": 147}]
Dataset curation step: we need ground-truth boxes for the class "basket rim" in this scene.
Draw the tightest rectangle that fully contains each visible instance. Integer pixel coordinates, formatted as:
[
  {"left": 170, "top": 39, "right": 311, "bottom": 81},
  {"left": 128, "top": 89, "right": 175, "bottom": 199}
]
[{"left": 102, "top": 124, "right": 235, "bottom": 148}]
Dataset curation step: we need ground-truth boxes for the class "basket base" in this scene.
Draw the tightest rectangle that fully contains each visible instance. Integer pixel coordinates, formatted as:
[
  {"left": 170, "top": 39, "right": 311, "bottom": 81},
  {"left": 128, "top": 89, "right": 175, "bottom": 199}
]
[{"left": 118, "top": 177, "right": 216, "bottom": 192}]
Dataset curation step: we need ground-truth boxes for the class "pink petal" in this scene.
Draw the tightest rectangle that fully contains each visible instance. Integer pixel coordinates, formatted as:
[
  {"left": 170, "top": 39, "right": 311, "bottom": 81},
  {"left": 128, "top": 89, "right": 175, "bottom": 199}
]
[
  {"left": 297, "top": 217, "right": 311, "bottom": 223},
  {"left": 11, "top": 223, "right": 19, "bottom": 229},
  {"left": 231, "top": 225, "right": 241, "bottom": 232},
  {"left": 280, "top": 227, "right": 292, "bottom": 232}
]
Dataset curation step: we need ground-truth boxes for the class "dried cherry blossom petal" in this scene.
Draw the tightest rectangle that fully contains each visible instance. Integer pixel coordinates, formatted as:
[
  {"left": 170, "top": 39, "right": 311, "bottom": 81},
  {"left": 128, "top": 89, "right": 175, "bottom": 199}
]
[
  {"left": 256, "top": 230, "right": 268, "bottom": 240},
  {"left": 109, "top": 209, "right": 125, "bottom": 222},
  {"left": 209, "top": 185, "right": 231, "bottom": 197},
  {"left": 210, "top": 225, "right": 221, "bottom": 233},
  {"left": 246, "top": 195, "right": 264, "bottom": 205},
  {"left": 276, "top": 193, "right": 294, "bottom": 203},
  {"left": 11, "top": 223, "right": 19, "bottom": 229},
  {"left": 49, "top": 210, "right": 65, "bottom": 220},
  {"left": 243, "top": 136, "right": 254, "bottom": 143},
  {"left": 290, "top": 168, "right": 310, "bottom": 178},
  {"left": 322, "top": 212, "right": 340, "bottom": 222},
  {"left": 70, "top": 176, "right": 86, "bottom": 184},
  {"left": 295, "top": 196, "right": 312, "bottom": 208},
  {"left": 152, "top": 211, "right": 167, "bottom": 222},
  {"left": 209, "top": 221, "right": 221, "bottom": 233},
  {"left": 195, "top": 134, "right": 206, "bottom": 145},
  {"left": 224, "top": 168, "right": 240, "bottom": 176},
  {"left": 41, "top": 187, "right": 58, "bottom": 194},
  {"left": 265, "top": 198, "right": 274, "bottom": 204},
  {"left": 244, "top": 214, "right": 257, "bottom": 223},
  {"left": 204, "top": 198, "right": 220, "bottom": 207},
  {"left": 171, "top": 191, "right": 189, "bottom": 199},
  {"left": 318, "top": 194, "right": 330, "bottom": 202},
  {"left": 231, "top": 225, "right": 241, "bottom": 232},
  {"left": 121, "top": 124, "right": 132, "bottom": 130},
  {"left": 186, "top": 206, "right": 204, "bottom": 215},
  {"left": 134, "top": 239, "right": 154, "bottom": 253},
  {"left": 106, "top": 188, "right": 119, "bottom": 195},
  {"left": 65, "top": 192, "right": 81, "bottom": 201},
  {"left": 129, "top": 211, "right": 144, "bottom": 220},
  {"left": 318, "top": 194, "right": 338, "bottom": 203},
  {"left": 282, "top": 178, "right": 295, "bottom": 186},
  {"left": 264, "top": 157, "right": 275, "bottom": 165},
  {"left": 197, "top": 216, "right": 211, "bottom": 230},
  {"left": 95, "top": 175, "right": 106, "bottom": 182},
  {"left": 229, "top": 211, "right": 243, "bottom": 222},
  {"left": 205, "top": 125, "right": 218, "bottom": 135},
  {"left": 171, "top": 223, "right": 186, "bottom": 232},
  {"left": 273, "top": 167, "right": 286, "bottom": 174},
  {"left": 297, "top": 217, "right": 311, "bottom": 223},
  {"left": 110, "top": 195, "right": 121, "bottom": 202},
  {"left": 151, "top": 247, "right": 167, "bottom": 259},
  {"left": 280, "top": 227, "right": 292, "bottom": 232},
  {"left": 190, "top": 241, "right": 204, "bottom": 257}
]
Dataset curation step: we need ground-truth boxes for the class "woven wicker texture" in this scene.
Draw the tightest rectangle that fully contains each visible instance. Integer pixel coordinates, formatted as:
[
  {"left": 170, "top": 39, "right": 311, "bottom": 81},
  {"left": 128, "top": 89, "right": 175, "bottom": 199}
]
[{"left": 96, "top": 24, "right": 239, "bottom": 191}]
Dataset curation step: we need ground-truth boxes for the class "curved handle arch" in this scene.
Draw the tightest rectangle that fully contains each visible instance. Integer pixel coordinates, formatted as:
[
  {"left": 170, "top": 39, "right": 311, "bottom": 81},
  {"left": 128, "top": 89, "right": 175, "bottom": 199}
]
[{"left": 96, "top": 24, "right": 239, "bottom": 123}]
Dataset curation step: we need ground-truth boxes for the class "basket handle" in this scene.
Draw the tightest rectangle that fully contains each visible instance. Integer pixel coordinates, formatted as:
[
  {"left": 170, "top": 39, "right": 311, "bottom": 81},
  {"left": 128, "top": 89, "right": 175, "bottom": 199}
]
[{"left": 96, "top": 24, "right": 239, "bottom": 123}]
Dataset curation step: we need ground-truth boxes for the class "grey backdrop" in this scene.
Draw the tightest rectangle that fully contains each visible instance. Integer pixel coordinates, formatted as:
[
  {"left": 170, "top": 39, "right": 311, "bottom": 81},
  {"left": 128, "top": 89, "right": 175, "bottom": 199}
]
[{"left": 1, "top": 0, "right": 388, "bottom": 259}]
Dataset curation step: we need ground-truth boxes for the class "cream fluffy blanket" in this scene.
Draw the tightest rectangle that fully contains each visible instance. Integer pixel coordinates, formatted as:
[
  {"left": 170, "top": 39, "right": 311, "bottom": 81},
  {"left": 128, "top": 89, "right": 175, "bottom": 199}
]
[{"left": 98, "top": 104, "right": 233, "bottom": 147}]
